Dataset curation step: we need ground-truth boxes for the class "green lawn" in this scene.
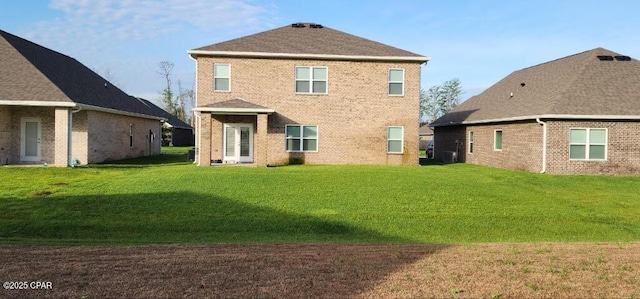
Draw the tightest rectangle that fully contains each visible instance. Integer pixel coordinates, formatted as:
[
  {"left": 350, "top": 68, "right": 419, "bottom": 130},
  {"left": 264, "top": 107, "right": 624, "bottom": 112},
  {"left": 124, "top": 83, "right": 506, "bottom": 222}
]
[{"left": 1, "top": 155, "right": 639, "bottom": 244}]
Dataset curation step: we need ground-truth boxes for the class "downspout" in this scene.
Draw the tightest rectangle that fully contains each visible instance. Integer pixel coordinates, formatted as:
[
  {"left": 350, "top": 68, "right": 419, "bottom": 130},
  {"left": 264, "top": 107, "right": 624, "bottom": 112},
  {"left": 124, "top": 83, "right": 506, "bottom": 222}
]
[
  {"left": 194, "top": 112, "right": 201, "bottom": 165},
  {"left": 535, "top": 118, "right": 547, "bottom": 173},
  {"left": 68, "top": 106, "right": 82, "bottom": 166},
  {"left": 189, "top": 53, "right": 200, "bottom": 165}
]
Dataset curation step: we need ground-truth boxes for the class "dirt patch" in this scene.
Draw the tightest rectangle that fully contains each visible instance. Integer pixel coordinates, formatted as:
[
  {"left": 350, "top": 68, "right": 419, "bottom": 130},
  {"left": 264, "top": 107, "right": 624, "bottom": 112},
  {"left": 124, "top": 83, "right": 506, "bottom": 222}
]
[
  {"left": 30, "top": 190, "right": 52, "bottom": 197},
  {"left": 50, "top": 182, "right": 68, "bottom": 186},
  {"left": 0, "top": 243, "right": 638, "bottom": 298}
]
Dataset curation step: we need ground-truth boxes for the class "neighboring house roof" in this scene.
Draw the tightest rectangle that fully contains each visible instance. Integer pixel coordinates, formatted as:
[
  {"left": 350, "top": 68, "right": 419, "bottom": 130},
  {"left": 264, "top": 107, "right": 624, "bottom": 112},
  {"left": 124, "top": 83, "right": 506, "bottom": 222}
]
[
  {"left": 0, "top": 30, "right": 162, "bottom": 119},
  {"left": 419, "top": 125, "right": 434, "bottom": 136},
  {"left": 193, "top": 99, "right": 275, "bottom": 114},
  {"left": 431, "top": 48, "right": 640, "bottom": 127},
  {"left": 189, "top": 23, "right": 429, "bottom": 62},
  {"left": 136, "top": 98, "right": 193, "bottom": 130}
]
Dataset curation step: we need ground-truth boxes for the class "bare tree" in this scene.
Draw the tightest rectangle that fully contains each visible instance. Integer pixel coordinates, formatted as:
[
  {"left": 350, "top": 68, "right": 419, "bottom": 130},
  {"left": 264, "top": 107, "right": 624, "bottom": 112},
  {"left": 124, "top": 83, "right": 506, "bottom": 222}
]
[{"left": 157, "top": 61, "right": 175, "bottom": 114}]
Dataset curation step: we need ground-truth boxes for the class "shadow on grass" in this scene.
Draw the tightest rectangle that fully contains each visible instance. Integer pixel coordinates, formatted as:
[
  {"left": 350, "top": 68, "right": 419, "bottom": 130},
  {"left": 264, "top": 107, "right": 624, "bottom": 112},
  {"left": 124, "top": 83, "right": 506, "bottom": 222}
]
[
  {"left": 0, "top": 192, "right": 413, "bottom": 244},
  {"left": 419, "top": 157, "right": 450, "bottom": 166},
  {"left": 0, "top": 191, "right": 446, "bottom": 298},
  {"left": 93, "top": 153, "right": 192, "bottom": 168}
]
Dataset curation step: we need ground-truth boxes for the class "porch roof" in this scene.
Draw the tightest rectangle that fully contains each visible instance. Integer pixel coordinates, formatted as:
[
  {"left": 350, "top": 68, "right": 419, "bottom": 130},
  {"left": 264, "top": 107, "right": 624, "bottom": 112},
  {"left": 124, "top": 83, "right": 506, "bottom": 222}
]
[{"left": 193, "top": 99, "right": 275, "bottom": 115}]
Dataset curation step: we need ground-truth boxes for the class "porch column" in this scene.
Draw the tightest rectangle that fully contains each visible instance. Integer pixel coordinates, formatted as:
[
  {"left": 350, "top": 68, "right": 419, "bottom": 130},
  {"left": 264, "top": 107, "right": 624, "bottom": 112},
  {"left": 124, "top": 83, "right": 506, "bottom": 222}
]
[
  {"left": 198, "top": 112, "right": 212, "bottom": 166},
  {"left": 256, "top": 113, "right": 268, "bottom": 167},
  {"left": 54, "top": 107, "right": 69, "bottom": 166}
]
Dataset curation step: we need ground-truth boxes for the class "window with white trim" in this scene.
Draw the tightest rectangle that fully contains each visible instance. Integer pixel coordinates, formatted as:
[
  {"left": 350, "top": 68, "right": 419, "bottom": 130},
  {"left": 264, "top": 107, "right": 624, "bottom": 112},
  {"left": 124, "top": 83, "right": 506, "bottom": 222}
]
[
  {"left": 468, "top": 131, "right": 474, "bottom": 154},
  {"left": 295, "top": 66, "right": 327, "bottom": 94},
  {"left": 569, "top": 128, "right": 607, "bottom": 160},
  {"left": 388, "top": 69, "right": 404, "bottom": 96},
  {"left": 214, "top": 63, "right": 230, "bottom": 91},
  {"left": 494, "top": 130, "right": 503, "bottom": 151},
  {"left": 387, "top": 126, "right": 404, "bottom": 153},
  {"left": 285, "top": 125, "right": 318, "bottom": 152}
]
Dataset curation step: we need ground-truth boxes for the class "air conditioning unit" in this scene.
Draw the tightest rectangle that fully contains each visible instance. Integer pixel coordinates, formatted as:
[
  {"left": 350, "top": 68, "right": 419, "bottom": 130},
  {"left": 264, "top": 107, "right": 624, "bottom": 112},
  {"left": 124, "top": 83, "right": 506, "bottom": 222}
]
[{"left": 443, "top": 151, "right": 457, "bottom": 163}]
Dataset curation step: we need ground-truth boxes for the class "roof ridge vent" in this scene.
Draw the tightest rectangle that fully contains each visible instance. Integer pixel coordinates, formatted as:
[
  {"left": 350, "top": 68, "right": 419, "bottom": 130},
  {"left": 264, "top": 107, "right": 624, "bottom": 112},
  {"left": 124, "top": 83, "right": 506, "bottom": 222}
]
[
  {"left": 597, "top": 55, "right": 614, "bottom": 61},
  {"left": 614, "top": 55, "right": 631, "bottom": 61},
  {"left": 309, "top": 23, "right": 323, "bottom": 29},
  {"left": 291, "top": 23, "right": 306, "bottom": 28}
]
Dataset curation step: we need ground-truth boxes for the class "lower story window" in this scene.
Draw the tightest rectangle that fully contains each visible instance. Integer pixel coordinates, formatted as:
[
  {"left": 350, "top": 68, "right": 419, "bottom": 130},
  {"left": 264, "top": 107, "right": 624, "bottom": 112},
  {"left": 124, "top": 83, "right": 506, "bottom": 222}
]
[
  {"left": 569, "top": 128, "right": 607, "bottom": 160},
  {"left": 286, "top": 125, "right": 318, "bottom": 152},
  {"left": 494, "top": 130, "right": 503, "bottom": 151},
  {"left": 387, "top": 126, "right": 404, "bottom": 153}
]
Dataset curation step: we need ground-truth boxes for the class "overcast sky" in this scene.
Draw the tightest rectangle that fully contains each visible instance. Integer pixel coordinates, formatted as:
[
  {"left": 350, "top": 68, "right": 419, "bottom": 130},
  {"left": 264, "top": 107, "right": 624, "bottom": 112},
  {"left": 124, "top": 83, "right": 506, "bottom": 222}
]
[{"left": 2, "top": 0, "right": 639, "bottom": 106}]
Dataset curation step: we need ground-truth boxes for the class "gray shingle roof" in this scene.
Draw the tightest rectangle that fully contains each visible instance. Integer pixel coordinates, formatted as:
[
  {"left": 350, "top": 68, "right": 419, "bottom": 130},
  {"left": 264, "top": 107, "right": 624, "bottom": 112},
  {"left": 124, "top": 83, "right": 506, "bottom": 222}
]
[
  {"left": 431, "top": 48, "right": 640, "bottom": 126},
  {"left": 137, "top": 98, "right": 192, "bottom": 130},
  {"left": 0, "top": 30, "right": 161, "bottom": 118},
  {"left": 190, "top": 23, "right": 428, "bottom": 61}
]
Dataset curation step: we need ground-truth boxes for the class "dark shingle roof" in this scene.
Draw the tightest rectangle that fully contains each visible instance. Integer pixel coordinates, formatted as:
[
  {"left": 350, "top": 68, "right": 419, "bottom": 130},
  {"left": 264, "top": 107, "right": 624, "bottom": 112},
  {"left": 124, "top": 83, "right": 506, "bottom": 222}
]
[
  {"left": 190, "top": 23, "right": 428, "bottom": 61},
  {"left": 431, "top": 48, "right": 640, "bottom": 126},
  {"left": 0, "top": 30, "right": 160, "bottom": 118},
  {"left": 137, "top": 98, "right": 192, "bottom": 130}
]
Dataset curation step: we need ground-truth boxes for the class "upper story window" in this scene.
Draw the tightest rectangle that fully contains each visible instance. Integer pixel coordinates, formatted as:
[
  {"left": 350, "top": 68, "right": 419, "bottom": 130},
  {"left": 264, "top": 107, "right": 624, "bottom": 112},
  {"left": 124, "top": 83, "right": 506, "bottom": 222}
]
[
  {"left": 569, "top": 128, "right": 607, "bottom": 160},
  {"left": 387, "top": 126, "right": 404, "bottom": 154},
  {"left": 295, "top": 66, "right": 327, "bottom": 94},
  {"left": 214, "top": 63, "right": 230, "bottom": 91},
  {"left": 388, "top": 68, "right": 404, "bottom": 96}
]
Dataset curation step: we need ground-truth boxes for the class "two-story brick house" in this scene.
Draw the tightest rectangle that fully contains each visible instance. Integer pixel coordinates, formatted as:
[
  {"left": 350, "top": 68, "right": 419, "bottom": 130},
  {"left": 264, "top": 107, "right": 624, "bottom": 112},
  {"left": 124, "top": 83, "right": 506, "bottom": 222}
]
[
  {"left": 189, "top": 23, "right": 429, "bottom": 166},
  {"left": 431, "top": 48, "right": 640, "bottom": 175}
]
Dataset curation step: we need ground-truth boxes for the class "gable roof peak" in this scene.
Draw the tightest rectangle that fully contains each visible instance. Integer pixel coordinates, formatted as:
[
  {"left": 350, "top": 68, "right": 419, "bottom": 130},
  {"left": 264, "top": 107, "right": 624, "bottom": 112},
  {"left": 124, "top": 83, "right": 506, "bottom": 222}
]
[{"left": 189, "top": 23, "right": 429, "bottom": 62}]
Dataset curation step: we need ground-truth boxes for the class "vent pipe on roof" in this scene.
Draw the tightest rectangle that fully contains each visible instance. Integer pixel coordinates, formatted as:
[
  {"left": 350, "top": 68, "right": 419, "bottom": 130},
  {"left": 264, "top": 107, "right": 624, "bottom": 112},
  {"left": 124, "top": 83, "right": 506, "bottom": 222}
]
[
  {"left": 309, "top": 23, "right": 323, "bottom": 28},
  {"left": 291, "top": 23, "right": 306, "bottom": 28}
]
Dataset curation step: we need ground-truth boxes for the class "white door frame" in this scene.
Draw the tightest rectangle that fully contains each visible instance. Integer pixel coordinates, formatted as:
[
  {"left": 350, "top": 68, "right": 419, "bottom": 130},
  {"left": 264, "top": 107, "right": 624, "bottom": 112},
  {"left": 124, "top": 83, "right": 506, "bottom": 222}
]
[
  {"left": 20, "top": 117, "right": 42, "bottom": 162},
  {"left": 223, "top": 123, "right": 253, "bottom": 163}
]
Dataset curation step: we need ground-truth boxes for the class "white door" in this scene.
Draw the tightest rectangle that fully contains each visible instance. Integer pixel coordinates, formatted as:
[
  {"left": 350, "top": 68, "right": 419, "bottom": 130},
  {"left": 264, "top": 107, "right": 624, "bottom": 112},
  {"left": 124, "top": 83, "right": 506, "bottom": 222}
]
[
  {"left": 21, "top": 117, "right": 42, "bottom": 162},
  {"left": 223, "top": 123, "right": 253, "bottom": 163}
]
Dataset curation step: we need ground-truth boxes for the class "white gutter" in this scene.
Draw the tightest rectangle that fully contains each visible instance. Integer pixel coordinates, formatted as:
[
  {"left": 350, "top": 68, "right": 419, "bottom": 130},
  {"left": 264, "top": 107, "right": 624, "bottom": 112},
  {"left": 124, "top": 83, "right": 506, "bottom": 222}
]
[
  {"left": 433, "top": 114, "right": 640, "bottom": 127},
  {"left": 535, "top": 118, "right": 547, "bottom": 174},
  {"left": 0, "top": 100, "right": 75, "bottom": 107},
  {"left": 192, "top": 107, "right": 275, "bottom": 114},
  {"left": 188, "top": 50, "right": 431, "bottom": 63},
  {"left": 68, "top": 107, "right": 82, "bottom": 166},
  {"left": 76, "top": 103, "right": 165, "bottom": 121}
]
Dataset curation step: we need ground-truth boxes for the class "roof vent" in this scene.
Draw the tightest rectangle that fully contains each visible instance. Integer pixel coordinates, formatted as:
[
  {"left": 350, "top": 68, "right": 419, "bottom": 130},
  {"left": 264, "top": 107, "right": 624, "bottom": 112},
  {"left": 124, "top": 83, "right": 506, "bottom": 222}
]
[
  {"left": 309, "top": 23, "right": 323, "bottom": 28},
  {"left": 597, "top": 55, "right": 614, "bottom": 61},
  {"left": 615, "top": 55, "right": 631, "bottom": 61},
  {"left": 291, "top": 23, "right": 306, "bottom": 28}
]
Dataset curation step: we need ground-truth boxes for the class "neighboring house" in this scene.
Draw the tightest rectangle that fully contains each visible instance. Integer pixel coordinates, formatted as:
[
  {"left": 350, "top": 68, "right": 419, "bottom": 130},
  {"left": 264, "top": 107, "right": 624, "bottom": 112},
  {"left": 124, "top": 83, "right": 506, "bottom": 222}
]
[
  {"left": 0, "top": 30, "right": 163, "bottom": 166},
  {"left": 431, "top": 48, "right": 640, "bottom": 175},
  {"left": 137, "top": 98, "right": 194, "bottom": 146},
  {"left": 189, "top": 22, "right": 429, "bottom": 166}
]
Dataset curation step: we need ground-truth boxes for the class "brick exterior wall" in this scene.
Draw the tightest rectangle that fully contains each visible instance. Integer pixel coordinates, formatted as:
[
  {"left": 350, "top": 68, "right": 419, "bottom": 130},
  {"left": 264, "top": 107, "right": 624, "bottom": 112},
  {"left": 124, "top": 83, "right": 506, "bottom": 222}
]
[
  {"left": 0, "top": 106, "right": 11, "bottom": 165},
  {"left": 546, "top": 120, "right": 640, "bottom": 175},
  {"left": 433, "top": 126, "right": 466, "bottom": 163},
  {"left": 435, "top": 120, "right": 640, "bottom": 175},
  {"left": 195, "top": 57, "right": 422, "bottom": 166},
  {"left": 85, "top": 110, "right": 161, "bottom": 164},
  {"left": 0, "top": 106, "right": 161, "bottom": 166},
  {"left": 8, "top": 106, "right": 55, "bottom": 165}
]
